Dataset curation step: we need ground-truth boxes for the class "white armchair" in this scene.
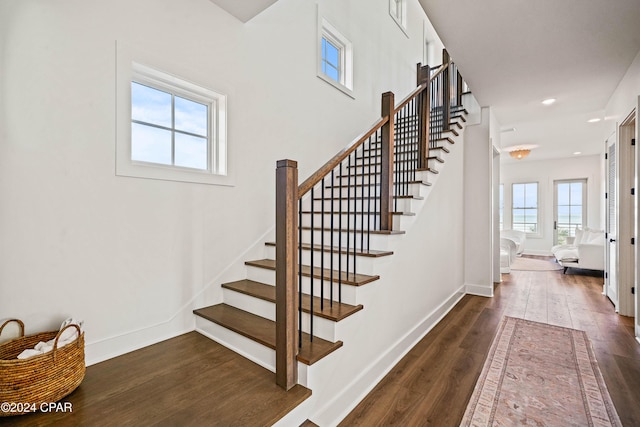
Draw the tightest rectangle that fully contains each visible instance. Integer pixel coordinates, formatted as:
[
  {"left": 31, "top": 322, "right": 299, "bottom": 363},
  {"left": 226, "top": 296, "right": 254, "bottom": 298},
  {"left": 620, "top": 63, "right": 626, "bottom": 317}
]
[
  {"left": 501, "top": 230, "right": 526, "bottom": 256},
  {"left": 500, "top": 238, "right": 517, "bottom": 273},
  {"left": 551, "top": 228, "right": 605, "bottom": 273}
]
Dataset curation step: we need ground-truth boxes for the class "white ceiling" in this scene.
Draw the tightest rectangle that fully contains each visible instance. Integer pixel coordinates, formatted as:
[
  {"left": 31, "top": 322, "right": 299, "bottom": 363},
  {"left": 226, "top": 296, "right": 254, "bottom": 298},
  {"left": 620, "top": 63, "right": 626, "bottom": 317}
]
[{"left": 418, "top": 0, "right": 640, "bottom": 163}]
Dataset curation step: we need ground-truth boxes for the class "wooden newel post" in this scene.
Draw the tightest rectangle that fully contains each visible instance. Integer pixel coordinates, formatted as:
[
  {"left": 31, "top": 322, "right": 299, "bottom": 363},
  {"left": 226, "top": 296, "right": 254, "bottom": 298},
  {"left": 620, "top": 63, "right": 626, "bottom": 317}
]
[
  {"left": 275, "top": 159, "right": 298, "bottom": 390},
  {"left": 380, "top": 92, "right": 395, "bottom": 231},
  {"left": 442, "top": 49, "right": 451, "bottom": 132},
  {"left": 416, "top": 63, "right": 431, "bottom": 169}
]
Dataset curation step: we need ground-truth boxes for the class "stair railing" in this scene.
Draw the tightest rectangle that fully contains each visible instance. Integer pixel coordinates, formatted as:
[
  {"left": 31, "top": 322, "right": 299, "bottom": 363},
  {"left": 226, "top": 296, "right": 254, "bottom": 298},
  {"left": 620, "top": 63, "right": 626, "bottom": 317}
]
[{"left": 274, "top": 51, "right": 464, "bottom": 390}]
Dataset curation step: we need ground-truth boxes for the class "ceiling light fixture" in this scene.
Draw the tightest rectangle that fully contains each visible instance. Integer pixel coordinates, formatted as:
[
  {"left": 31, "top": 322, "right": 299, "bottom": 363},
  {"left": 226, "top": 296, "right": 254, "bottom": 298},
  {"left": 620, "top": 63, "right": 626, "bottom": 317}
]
[
  {"left": 573, "top": 151, "right": 582, "bottom": 155},
  {"left": 509, "top": 149, "right": 531, "bottom": 160},
  {"left": 587, "top": 118, "right": 601, "bottom": 123},
  {"left": 542, "top": 98, "right": 556, "bottom": 106}
]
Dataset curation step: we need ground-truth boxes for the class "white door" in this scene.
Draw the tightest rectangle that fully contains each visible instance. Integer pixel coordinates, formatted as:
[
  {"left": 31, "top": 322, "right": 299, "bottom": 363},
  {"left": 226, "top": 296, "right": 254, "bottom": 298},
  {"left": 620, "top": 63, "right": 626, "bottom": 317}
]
[{"left": 605, "top": 135, "right": 618, "bottom": 309}]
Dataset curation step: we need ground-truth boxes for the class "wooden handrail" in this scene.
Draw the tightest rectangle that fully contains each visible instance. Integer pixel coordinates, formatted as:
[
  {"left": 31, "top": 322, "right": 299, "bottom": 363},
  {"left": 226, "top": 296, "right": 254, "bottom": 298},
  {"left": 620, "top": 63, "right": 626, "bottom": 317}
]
[
  {"left": 392, "top": 82, "right": 428, "bottom": 116},
  {"left": 298, "top": 116, "right": 389, "bottom": 197},
  {"left": 274, "top": 57, "right": 466, "bottom": 390},
  {"left": 429, "top": 61, "right": 449, "bottom": 81}
]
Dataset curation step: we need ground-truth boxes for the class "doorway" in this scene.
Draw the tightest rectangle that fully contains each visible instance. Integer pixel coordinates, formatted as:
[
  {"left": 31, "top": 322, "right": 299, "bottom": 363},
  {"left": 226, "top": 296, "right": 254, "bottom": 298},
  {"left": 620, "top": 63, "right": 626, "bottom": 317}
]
[{"left": 553, "top": 179, "right": 587, "bottom": 246}]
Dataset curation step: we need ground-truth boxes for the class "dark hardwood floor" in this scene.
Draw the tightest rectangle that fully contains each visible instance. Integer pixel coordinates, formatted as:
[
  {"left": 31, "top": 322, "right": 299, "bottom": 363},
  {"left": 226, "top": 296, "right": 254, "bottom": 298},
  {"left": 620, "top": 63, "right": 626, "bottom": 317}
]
[
  {"left": 0, "top": 332, "right": 310, "bottom": 427},
  {"left": 2, "top": 260, "right": 638, "bottom": 426},
  {"left": 341, "top": 262, "right": 640, "bottom": 427}
]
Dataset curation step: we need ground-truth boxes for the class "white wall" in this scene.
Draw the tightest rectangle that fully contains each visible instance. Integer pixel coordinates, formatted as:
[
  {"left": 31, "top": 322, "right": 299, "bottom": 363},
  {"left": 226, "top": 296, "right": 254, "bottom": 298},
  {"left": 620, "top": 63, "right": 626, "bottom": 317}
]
[
  {"left": 0, "top": 0, "right": 446, "bottom": 363},
  {"left": 463, "top": 107, "right": 494, "bottom": 296},
  {"left": 604, "top": 48, "right": 640, "bottom": 335},
  {"left": 500, "top": 155, "right": 603, "bottom": 255}
]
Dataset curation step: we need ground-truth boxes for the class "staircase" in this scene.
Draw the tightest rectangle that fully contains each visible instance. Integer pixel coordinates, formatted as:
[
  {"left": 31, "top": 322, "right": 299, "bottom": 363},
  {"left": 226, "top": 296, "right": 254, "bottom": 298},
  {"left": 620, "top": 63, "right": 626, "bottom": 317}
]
[{"left": 193, "top": 53, "right": 471, "bottom": 425}]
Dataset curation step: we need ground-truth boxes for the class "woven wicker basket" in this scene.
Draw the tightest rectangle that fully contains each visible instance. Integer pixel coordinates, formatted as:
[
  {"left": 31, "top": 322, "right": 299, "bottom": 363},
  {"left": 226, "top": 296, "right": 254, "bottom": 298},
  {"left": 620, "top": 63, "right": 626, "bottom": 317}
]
[{"left": 0, "top": 319, "right": 85, "bottom": 416}]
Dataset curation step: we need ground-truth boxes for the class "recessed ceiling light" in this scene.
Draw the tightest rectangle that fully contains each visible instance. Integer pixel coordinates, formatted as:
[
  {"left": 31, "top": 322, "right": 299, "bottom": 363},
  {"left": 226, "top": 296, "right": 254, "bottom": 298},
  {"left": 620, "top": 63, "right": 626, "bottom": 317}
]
[
  {"left": 500, "top": 127, "right": 516, "bottom": 133},
  {"left": 587, "top": 118, "right": 601, "bottom": 123},
  {"left": 542, "top": 98, "right": 556, "bottom": 106},
  {"left": 573, "top": 151, "right": 582, "bottom": 155}
]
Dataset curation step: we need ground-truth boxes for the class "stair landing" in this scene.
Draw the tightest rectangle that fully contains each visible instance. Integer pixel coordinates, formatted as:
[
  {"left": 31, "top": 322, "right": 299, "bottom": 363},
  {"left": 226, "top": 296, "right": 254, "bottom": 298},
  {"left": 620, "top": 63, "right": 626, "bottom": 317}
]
[{"left": 0, "top": 332, "right": 311, "bottom": 426}]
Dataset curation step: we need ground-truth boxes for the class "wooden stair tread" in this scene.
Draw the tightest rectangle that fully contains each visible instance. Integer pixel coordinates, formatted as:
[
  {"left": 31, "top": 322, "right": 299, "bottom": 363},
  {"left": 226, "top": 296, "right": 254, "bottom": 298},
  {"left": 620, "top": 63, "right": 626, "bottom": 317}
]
[
  {"left": 326, "top": 180, "right": 431, "bottom": 189},
  {"left": 430, "top": 146, "right": 450, "bottom": 153},
  {"left": 418, "top": 167, "right": 439, "bottom": 174},
  {"left": 312, "top": 195, "right": 424, "bottom": 201},
  {"left": 300, "top": 210, "right": 415, "bottom": 216},
  {"left": 245, "top": 259, "right": 379, "bottom": 286},
  {"left": 222, "top": 279, "right": 364, "bottom": 321},
  {"left": 300, "top": 226, "right": 406, "bottom": 235},
  {"left": 428, "top": 156, "right": 444, "bottom": 163},
  {"left": 433, "top": 137, "right": 455, "bottom": 145},
  {"left": 194, "top": 304, "right": 343, "bottom": 365},
  {"left": 264, "top": 241, "right": 393, "bottom": 258}
]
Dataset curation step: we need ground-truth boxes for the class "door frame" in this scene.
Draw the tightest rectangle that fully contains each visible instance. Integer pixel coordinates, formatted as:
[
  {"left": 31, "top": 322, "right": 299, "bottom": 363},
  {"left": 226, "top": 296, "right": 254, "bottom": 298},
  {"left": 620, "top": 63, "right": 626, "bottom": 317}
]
[
  {"left": 618, "top": 110, "right": 636, "bottom": 317},
  {"left": 605, "top": 133, "right": 618, "bottom": 309}
]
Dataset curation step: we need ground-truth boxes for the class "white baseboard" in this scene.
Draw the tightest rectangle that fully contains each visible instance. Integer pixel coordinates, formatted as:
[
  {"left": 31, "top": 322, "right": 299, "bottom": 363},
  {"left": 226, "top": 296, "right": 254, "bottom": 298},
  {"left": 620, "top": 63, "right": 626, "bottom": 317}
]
[
  {"left": 310, "top": 285, "right": 466, "bottom": 426},
  {"left": 85, "top": 313, "right": 194, "bottom": 366},
  {"left": 465, "top": 283, "right": 494, "bottom": 297}
]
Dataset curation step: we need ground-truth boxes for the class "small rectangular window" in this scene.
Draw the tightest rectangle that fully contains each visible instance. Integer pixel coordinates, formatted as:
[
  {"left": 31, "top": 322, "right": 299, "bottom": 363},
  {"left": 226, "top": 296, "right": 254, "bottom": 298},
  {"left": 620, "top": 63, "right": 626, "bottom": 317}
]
[
  {"left": 321, "top": 37, "right": 341, "bottom": 83},
  {"left": 389, "top": 0, "right": 407, "bottom": 32},
  {"left": 512, "top": 182, "right": 539, "bottom": 234},
  {"left": 116, "top": 53, "right": 230, "bottom": 186},
  {"left": 131, "top": 82, "right": 209, "bottom": 171},
  {"left": 318, "top": 18, "right": 353, "bottom": 97}
]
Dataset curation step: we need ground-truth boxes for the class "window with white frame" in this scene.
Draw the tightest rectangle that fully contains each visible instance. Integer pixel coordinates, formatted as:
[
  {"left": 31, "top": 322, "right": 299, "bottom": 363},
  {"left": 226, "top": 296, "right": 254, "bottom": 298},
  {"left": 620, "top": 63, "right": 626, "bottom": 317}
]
[
  {"left": 318, "top": 19, "right": 353, "bottom": 96},
  {"left": 116, "top": 58, "right": 229, "bottom": 186},
  {"left": 390, "top": 0, "right": 407, "bottom": 31},
  {"left": 512, "top": 182, "right": 539, "bottom": 234}
]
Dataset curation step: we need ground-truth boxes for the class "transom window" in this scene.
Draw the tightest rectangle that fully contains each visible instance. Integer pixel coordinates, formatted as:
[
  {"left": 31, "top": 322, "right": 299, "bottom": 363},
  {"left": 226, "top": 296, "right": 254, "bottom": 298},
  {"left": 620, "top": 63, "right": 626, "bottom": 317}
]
[
  {"left": 131, "top": 82, "right": 209, "bottom": 170},
  {"left": 512, "top": 182, "right": 538, "bottom": 233}
]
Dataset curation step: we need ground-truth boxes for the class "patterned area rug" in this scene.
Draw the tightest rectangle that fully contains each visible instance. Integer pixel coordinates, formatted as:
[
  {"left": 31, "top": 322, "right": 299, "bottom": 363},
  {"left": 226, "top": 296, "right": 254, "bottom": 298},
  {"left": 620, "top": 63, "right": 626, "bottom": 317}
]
[
  {"left": 510, "top": 256, "right": 562, "bottom": 271},
  {"left": 460, "top": 317, "right": 622, "bottom": 427}
]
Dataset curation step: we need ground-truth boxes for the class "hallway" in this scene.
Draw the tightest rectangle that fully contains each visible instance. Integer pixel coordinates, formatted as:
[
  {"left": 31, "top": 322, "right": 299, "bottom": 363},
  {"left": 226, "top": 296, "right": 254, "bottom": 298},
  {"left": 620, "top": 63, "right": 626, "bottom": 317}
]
[{"left": 342, "top": 262, "right": 640, "bottom": 426}]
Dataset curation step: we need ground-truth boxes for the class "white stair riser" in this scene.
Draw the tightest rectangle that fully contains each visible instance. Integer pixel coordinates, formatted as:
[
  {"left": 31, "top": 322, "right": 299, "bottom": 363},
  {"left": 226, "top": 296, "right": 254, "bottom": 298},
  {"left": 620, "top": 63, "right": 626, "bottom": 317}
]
[
  {"left": 264, "top": 245, "right": 378, "bottom": 275},
  {"left": 195, "top": 317, "right": 276, "bottom": 372},
  {"left": 245, "top": 265, "right": 360, "bottom": 305},
  {"left": 300, "top": 229, "right": 403, "bottom": 251},
  {"left": 308, "top": 197, "right": 421, "bottom": 213},
  {"left": 195, "top": 319, "right": 311, "bottom": 388},
  {"left": 221, "top": 288, "right": 338, "bottom": 342},
  {"left": 303, "top": 181, "right": 429, "bottom": 200},
  {"left": 299, "top": 212, "right": 411, "bottom": 231},
  {"left": 427, "top": 158, "right": 443, "bottom": 170}
]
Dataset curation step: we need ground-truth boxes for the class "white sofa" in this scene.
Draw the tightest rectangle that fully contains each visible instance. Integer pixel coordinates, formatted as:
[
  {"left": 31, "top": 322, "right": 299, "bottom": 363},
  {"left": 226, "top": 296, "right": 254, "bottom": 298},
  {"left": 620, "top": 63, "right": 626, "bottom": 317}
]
[
  {"left": 551, "top": 228, "right": 605, "bottom": 273},
  {"left": 501, "top": 229, "right": 526, "bottom": 256}
]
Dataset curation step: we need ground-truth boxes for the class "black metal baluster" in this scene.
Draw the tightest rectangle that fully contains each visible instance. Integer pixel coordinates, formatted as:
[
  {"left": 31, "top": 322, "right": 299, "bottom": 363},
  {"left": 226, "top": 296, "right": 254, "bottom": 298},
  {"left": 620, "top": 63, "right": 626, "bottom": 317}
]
[
  {"left": 298, "top": 199, "right": 302, "bottom": 348},
  {"left": 320, "top": 178, "right": 325, "bottom": 311},
  {"left": 310, "top": 187, "right": 314, "bottom": 342},
  {"left": 330, "top": 169, "right": 335, "bottom": 307}
]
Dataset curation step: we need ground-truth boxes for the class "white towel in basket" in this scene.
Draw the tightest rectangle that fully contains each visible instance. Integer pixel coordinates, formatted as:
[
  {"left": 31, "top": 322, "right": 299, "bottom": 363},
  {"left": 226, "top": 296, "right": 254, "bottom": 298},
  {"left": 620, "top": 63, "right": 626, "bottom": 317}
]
[{"left": 17, "top": 318, "right": 83, "bottom": 360}]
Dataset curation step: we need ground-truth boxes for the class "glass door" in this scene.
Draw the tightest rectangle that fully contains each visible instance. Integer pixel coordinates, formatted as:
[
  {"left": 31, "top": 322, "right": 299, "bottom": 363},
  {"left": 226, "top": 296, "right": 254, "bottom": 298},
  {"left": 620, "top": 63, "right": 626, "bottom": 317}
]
[{"left": 553, "top": 179, "right": 587, "bottom": 246}]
